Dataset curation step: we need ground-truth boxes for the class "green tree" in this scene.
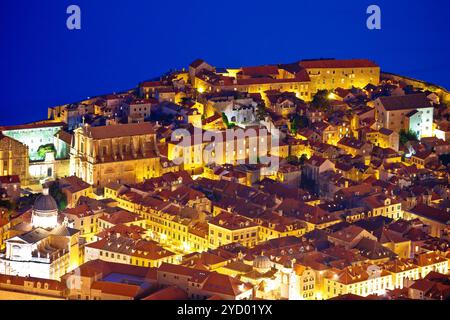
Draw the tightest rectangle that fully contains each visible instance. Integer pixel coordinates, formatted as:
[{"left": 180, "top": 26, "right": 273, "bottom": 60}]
[
  {"left": 399, "top": 129, "right": 419, "bottom": 146},
  {"left": 286, "top": 156, "right": 300, "bottom": 165},
  {"left": 299, "top": 154, "right": 308, "bottom": 165},
  {"left": 291, "top": 117, "right": 298, "bottom": 134},
  {"left": 16, "top": 193, "right": 37, "bottom": 209},
  {"left": 290, "top": 115, "right": 309, "bottom": 134},
  {"left": 0, "top": 200, "right": 17, "bottom": 221},
  {"left": 222, "top": 112, "right": 235, "bottom": 129},
  {"left": 49, "top": 182, "right": 68, "bottom": 211},
  {"left": 180, "top": 97, "right": 190, "bottom": 105},
  {"left": 310, "top": 90, "right": 330, "bottom": 110},
  {"left": 0, "top": 200, "right": 13, "bottom": 211},
  {"left": 403, "top": 85, "right": 415, "bottom": 94},
  {"left": 439, "top": 154, "right": 450, "bottom": 166},
  {"left": 37, "top": 144, "right": 56, "bottom": 158},
  {"left": 222, "top": 112, "right": 229, "bottom": 126},
  {"left": 256, "top": 103, "right": 268, "bottom": 121}
]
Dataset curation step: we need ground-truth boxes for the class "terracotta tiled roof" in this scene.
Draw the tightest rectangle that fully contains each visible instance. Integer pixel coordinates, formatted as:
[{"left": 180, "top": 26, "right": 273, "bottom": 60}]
[
  {"left": 142, "top": 286, "right": 188, "bottom": 300},
  {"left": 300, "top": 59, "right": 378, "bottom": 69},
  {"left": 140, "top": 81, "right": 163, "bottom": 88},
  {"left": 330, "top": 294, "right": 374, "bottom": 300},
  {"left": 374, "top": 227, "right": 408, "bottom": 244},
  {"left": 355, "top": 237, "right": 397, "bottom": 260},
  {"left": 305, "top": 155, "right": 328, "bottom": 167},
  {"left": 404, "top": 227, "right": 430, "bottom": 241},
  {"left": 409, "top": 279, "right": 435, "bottom": 292},
  {"left": 182, "top": 252, "right": 228, "bottom": 268},
  {"left": 379, "top": 127, "right": 394, "bottom": 136},
  {"left": 207, "top": 295, "right": 224, "bottom": 300},
  {"left": 236, "top": 75, "right": 310, "bottom": 85},
  {"left": 240, "top": 65, "right": 279, "bottom": 77},
  {"left": 328, "top": 264, "right": 391, "bottom": 285},
  {"left": 86, "top": 236, "right": 175, "bottom": 260},
  {"left": 66, "top": 259, "right": 155, "bottom": 279},
  {"left": 158, "top": 263, "right": 210, "bottom": 281},
  {"left": 99, "top": 210, "right": 143, "bottom": 225},
  {"left": 91, "top": 281, "right": 141, "bottom": 298},
  {"left": 130, "top": 98, "right": 158, "bottom": 105},
  {"left": 209, "top": 211, "right": 257, "bottom": 230},
  {"left": 0, "top": 175, "right": 20, "bottom": 184},
  {"left": 0, "top": 274, "right": 66, "bottom": 291},
  {"left": 96, "top": 224, "right": 146, "bottom": 240},
  {"left": 383, "top": 258, "right": 418, "bottom": 273},
  {"left": 377, "top": 93, "right": 432, "bottom": 111},
  {"left": 338, "top": 137, "right": 365, "bottom": 149},
  {"left": 190, "top": 59, "right": 206, "bottom": 69},
  {"left": 414, "top": 252, "right": 447, "bottom": 267},
  {"left": 409, "top": 204, "right": 450, "bottom": 224},
  {"left": 329, "top": 225, "right": 368, "bottom": 243},
  {"left": 0, "top": 122, "right": 65, "bottom": 131},
  {"left": 412, "top": 150, "right": 434, "bottom": 160},
  {"left": 256, "top": 211, "right": 307, "bottom": 233},
  {"left": 201, "top": 272, "right": 252, "bottom": 297},
  {"left": 56, "top": 130, "right": 73, "bottom": 145},
  {"left": 59, "top": 176, "right": 91, "bottom": 193},
  {"left": 83, "top": 123, "right": 155, "bottom": 139}
]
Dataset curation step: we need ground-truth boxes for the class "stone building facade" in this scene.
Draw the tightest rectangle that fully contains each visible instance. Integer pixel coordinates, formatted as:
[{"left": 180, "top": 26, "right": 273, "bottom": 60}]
[
  {"left": 0, "top": 133, "right": 29, "bottom": 183},
  {"left": 70, "top": 123, "right": 161, "bottom": 187}
]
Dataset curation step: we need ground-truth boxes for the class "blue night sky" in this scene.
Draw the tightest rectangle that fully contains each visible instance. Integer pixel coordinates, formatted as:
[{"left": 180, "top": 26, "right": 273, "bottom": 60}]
[{"left": 0, "top": 0, "right": 449, "bottom": 125}]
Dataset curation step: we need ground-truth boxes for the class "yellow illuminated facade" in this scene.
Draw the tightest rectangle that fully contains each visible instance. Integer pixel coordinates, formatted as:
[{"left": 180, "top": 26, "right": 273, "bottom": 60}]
[
  {"left": 366, "top": 197, "right": 403, "bottom": 220},
  {"left": 323, "top": 267, "right": 393, "bottom": 299},
  {"left": 365, "top": 129, "right": 400, "bottom": 152},
  {"left": 0, "top": 134, "right": 29, "bottom": 183},
  {"left": 168, "top": 139, "right": 205, "bottom": 175},
  {"left": 0, "top": 190, "right": 81, "bottom": 281},
  {"left": 104, "top": 187, "right": 209, "bottom": 254},
  {"left": 300, "top": 60, "right": 380, "bottom": 91},
  {"left": 168, "top": 129, "right": 273, "bottom": 174},
  {"left": 208, "top": 213, "right": 259, "bottom": 249},
  {"left": 70, "top": 123, "right": 161, "bottom": 187},
  {"left": 257, "top": 221, "right": 306, "bottom": 242}
]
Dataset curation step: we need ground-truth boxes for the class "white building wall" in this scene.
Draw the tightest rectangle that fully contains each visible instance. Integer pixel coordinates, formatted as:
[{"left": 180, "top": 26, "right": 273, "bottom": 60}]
[{"left": 0, "top": 258, "right": 52, "bottom": 279}]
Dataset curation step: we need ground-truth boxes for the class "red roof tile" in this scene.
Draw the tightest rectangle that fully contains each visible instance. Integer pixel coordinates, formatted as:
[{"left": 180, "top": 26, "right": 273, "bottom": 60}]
[
  {"left": 142, "top": 286, "right": 188, "bottom": 300},
  {"left": 300, "top": 59, "right": 378, "bottom": 69},
  {"left": 91, "top": 281, "right": 141, "bottom": 298}
]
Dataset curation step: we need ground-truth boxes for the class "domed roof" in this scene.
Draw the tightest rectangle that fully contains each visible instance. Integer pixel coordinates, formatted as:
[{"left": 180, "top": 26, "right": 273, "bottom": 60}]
[
  {"left": 34, "top": 188, "right": 58, "bottom": 212},
  {"left": 253, "top": 253, "right": 272, "bottom": 271}
]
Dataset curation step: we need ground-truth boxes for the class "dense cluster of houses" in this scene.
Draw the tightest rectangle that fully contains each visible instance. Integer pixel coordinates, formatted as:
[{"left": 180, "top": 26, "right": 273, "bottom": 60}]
[{"left": 0, "top": 57, "right": 449, "bottom": 300}]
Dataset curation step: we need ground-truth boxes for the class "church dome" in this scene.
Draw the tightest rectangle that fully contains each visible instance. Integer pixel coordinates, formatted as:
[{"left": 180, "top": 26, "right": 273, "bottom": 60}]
[
  {"left": 253, "top": 253, "right": 272, "bottom": 273},
  {"left": 32, "top": 188, "right": 59, "bottom": 229},
  {"left": 34, "top": 188, "right": 58, "bottom": 212}
]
